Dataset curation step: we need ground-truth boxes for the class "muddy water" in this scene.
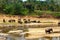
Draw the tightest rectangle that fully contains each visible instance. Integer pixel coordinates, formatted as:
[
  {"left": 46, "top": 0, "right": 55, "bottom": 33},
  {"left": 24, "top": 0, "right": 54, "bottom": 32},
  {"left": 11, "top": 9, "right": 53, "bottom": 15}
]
[
  {"left": 6, "top": 35, "right": 26, "bottom": 40},
  {"left": 5, "top": 26, "right": 60, "bottom": 40},
  {"left": 0, "top": 24, "right": 60, "bottom": 40},
  {"left": 26, "top": 37, "right": 60, "bottom": 40}
]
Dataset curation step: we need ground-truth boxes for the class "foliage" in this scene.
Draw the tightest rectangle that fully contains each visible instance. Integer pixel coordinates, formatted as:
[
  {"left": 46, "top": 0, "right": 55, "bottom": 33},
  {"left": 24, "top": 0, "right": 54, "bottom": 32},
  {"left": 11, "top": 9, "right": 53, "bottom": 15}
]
[{"left": 0, "top": 0, "right": 60, "bottom": 16}]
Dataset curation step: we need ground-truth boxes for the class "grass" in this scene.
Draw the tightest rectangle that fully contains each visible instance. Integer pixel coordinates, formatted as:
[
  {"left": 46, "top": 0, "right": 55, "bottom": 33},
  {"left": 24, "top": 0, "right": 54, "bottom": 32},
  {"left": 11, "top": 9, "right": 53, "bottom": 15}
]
[
  {"left": 33, "top": 10, "right": 60, "bottom": 18},
  {"left": 42, "top": 22, "right": 55, "bottom": 23}
]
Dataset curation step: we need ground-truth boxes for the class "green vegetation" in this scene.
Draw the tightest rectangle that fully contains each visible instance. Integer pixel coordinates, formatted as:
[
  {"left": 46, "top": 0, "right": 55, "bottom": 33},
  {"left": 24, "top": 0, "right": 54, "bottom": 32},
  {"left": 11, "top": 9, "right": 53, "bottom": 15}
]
[{"left": 0, "top": 0, "right": 60, "bottom": 17}]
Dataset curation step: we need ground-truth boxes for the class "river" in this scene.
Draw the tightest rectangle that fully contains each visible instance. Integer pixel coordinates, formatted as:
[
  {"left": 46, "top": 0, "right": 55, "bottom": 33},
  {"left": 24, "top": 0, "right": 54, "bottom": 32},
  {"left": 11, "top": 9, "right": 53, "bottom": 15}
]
[{"left": 0, "top": 23, "right": 60, "bottom": 40}]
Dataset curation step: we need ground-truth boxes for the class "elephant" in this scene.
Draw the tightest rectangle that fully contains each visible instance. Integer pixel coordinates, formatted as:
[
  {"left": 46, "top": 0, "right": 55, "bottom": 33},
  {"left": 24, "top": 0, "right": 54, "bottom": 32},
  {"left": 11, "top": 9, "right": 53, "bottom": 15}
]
[
  {"left": 58, "top": 22, "right": 60, "bottom": 26},
  {"left": 45, "top": 28, "right": 53, "bottom": 34}
]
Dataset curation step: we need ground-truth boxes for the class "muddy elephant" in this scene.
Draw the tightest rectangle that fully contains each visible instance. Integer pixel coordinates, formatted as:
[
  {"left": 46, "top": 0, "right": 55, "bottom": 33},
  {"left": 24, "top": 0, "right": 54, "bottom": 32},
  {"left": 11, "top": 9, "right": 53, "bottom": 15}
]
[{"left": 45, "top": 28, "right": 53, "bottom": 34}]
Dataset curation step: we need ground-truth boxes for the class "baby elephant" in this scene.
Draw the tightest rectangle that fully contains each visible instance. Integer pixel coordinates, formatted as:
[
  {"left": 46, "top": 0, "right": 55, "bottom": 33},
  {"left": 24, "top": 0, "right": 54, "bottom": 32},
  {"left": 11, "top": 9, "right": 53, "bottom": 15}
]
[{"left": 45, "top": 28, "right": 53, "bottom": 34}]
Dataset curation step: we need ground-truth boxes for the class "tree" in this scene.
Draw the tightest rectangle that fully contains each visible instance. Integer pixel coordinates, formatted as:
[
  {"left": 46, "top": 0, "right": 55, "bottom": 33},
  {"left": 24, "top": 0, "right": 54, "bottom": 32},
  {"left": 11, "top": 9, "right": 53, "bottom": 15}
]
[{"left": 14, "top": 2, "right": 28, "bottom": 15}]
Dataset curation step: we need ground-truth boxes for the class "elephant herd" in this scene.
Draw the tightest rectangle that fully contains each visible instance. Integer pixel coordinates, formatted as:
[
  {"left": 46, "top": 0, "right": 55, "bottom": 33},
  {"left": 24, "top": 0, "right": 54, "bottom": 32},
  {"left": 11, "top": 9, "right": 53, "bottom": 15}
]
[{"left": 3, "top": 19, "right": 41, "bottom": 24}]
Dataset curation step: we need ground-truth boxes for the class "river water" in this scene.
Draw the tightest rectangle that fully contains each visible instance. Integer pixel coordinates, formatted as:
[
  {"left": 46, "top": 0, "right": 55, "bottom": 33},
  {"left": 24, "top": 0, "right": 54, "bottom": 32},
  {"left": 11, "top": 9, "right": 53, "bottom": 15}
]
[
  {"left": 25, "top": 37, "right": 60, "bottom": 40},
  {"left": 1, "top": 32, "right": 60, "bottom": 40},
  {"left": 0, "top": 25, "right": 60, "bottom": 40},
  {"left": 0, "top": 32, "right": 60, "bottom": 40}
]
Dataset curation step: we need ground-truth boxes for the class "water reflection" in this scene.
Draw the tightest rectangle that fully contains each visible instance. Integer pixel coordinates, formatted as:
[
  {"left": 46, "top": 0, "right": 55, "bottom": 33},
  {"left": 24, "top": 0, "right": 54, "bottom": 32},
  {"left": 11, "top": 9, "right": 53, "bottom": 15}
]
[
  {"left": 6, "top": 35, "right": 25, "bottom": 40},
  {"left": 52, "top": 37, "right": 60, "bottom": 40},
  {"left": 39, "top": 37, "right": 60, "bottom": 40}
]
